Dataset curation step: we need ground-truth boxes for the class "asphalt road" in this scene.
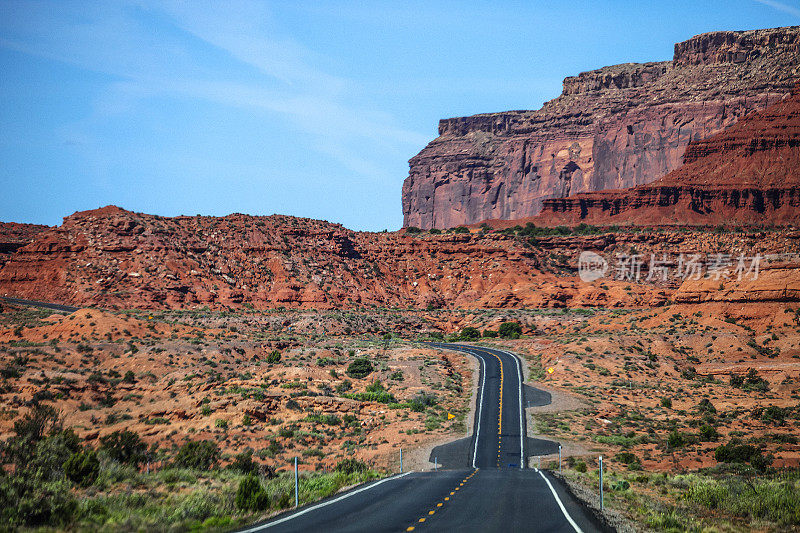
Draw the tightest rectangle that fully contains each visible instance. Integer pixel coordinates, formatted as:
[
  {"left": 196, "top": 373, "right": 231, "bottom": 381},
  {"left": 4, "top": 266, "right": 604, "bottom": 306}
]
[
  {"left": 244, "top": 343, "right": 607, "bottom": 533},
  {"left": 0, "top": 296, "right": 79, "bottom": 313}
]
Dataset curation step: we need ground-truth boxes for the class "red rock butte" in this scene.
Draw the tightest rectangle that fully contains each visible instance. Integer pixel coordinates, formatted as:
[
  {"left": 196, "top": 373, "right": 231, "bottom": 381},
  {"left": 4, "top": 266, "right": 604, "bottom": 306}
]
[
  {"left": 402, "top": 26, "right": 800, "bottom": 229},
  {"left": 535, "top": 81, "right": 800, "bottom": 226}
]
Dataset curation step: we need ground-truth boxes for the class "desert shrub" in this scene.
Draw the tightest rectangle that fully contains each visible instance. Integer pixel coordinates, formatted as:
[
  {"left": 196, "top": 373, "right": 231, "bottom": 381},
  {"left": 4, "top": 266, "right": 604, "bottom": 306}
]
[
  {"left": 64, "top": 449, "right": 99, "bottom": 487},
  {"left": 334, "top": 458, "right": 368, "bottom": 474},
  {"left": 405, "top": 226, "right": 422, "bottom": 234},
  {"left": 715, "top": 438, "right": 772, "bottom": 471},
  {"left": 574, "top": 460, "right": 587, "bottom": 473},
  {"left": 346, "top": 358, "right": 373, "bottom": 379},
  {"left": 699, "top": 424, "right": 720, "bottom": 442},
  {"left": 174, "top": 440, "right": 220, "bottom": 470},
  {"left": 615, "top": 452, "right": 640, "bottom": 466},
  {"left": 660, "top": 397, "right": 672, "bottom": 408},
  {"left": 697, "top": 398, "right": 716, "bottom": 414},
  {"left": 123, "top": 370, "right": 136, "bottom": 383},
  {"left": 229, "top": 451, "right": 259, "bottom": 475},
  {"left": 761, "top": 406, "right": 787, "bottom": 425},
  {"left": 408, "top": 392, "right": 438, "bottom": 412},
  {"left": 267, "top": 350, "right": 281, "bottom": 364},
  {"left": 453, "top": 226, "right": 469, "bottom": 234},
  {"left": 99, "top": 430, "right": 147, "bottom": 466},
  {"left": 730, "top": 373, "right": 744, "bottom": 387},
  {"left": 459, "top": 327, "right": 481, "bottom": 340},
  {"left": 667, "top": 431, "right": 686, "bottom": 449},
  {"left": 482, "top": 329, "right": 498, "bottom": 338},
  {"left": 498, "top": 321, "right": 523, "bottom": 339},
  {"left": 235, "top": 474, "right": 270, "bottom": 512},
  {"left": 685, "top": 477, "right": 800, "bottom": 526}
]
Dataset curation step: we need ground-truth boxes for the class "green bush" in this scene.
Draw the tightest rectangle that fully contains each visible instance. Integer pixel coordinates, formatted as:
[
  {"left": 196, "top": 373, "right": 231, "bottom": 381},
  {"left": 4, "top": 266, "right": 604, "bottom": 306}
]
[
  {"left": 408, "top": 392, "right": 438, "bottom": 412},
  {"left": 459, "top": 327, "right": 481, "bottom": 340},
  {"left": 660, "top": 397, "right": 672, "bottom": 408},
  {"left": 235, "top": 474, "right": 270, "bottom": 512},
  {"left": 482, "top": 329, "right": 498, "bottom": 338},
  {"left": 229, "top": 451, "right": 260, "bottom": 476},
  {"left": 99, "top": 430, "right": 147, "bottom": 466},
  {"left": 714, "top": 438, "right": 772, "bottom": 471},
  {"left": 267, "top": 350, "right": 281, "bottom": 364},
  {"left": 699, "top": 424, "right": 720, "bottom": 442},
  {"left": 174, "top": 440, "right": 220, "bottom": 470},
  {"left": 453, "top": 226, "right": 469, "bottom": 234},
  {"left": 334, "top": 458, "right": 368, "bottom": 474},
  {"left": 346, "top": 358, "right": 374, "bottom": 379},
  {"left": 667, "top": 431, "right": 686, "bottom": 449},
  {"left": 64, "top": 449, "right": 99, "bottom": 487},
  {"left": 498, "top": 321, "right": 523, "bottom": 339}
]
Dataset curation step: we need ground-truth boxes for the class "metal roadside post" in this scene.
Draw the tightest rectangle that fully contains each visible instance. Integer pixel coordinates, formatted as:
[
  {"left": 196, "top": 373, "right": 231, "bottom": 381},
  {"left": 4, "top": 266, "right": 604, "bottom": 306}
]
[
  {"left": 400, "top": 448, "right": 403, "bottom": 473},
  {"left": 599, "top": 455, "right": 604, "bottom": 511},
  {"left": 434, "top": 456, "right": 438, "bottom": 471},
  {"left": 558, "top": 445, "right": 562, "bottom": 474},
  {"left": 294, "top": 457, "right": 299, "bottom": 508}
]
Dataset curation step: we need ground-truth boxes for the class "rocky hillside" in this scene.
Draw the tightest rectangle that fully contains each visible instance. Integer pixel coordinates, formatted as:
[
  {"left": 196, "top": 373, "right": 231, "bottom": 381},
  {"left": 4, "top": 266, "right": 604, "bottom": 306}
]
[
  {"left": 402, "top": 26, "right": 800, "bottom": 229},
  {"left": 0, "top": 221, "right": 49, "bottom": 268},
  {"left": 4, "top": 205, "right": 800, "bottom": 310},
  {"left": 537, "top": 81, "right": 800, "bottom": 226},
  {"left": 1, "top": 205, "right": 645, "bottom": 310}
]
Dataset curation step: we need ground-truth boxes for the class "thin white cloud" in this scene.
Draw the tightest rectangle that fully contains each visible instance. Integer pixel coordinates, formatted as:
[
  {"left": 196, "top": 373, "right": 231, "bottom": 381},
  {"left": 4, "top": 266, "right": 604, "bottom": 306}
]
[
  {"left": 0, "top": 0, "right": 428, "bottom": 183},
  {"left": 754, "top": 0, "right": 800, "bottom": 18}
]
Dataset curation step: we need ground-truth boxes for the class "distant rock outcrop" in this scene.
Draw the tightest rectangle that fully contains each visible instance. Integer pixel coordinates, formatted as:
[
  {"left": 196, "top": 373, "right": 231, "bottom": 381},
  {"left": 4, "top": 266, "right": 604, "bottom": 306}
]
[
  {"left": 402, "top": 27, "right": 800, "bottom": 229},
  {"left": 536, "top": 80, "right": 800, "bottom": 226}
]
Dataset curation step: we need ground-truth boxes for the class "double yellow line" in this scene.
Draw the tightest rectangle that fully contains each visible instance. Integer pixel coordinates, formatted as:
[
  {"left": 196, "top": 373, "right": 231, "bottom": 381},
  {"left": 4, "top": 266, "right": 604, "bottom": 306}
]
[{"left": 489, "top": 351, "right": 504, "bottom": 466}]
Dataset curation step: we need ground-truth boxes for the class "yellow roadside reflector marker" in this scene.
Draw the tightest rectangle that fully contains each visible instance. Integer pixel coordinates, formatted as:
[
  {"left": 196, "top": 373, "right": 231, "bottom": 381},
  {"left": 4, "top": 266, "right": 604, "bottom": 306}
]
[
  {"left": 437, "top": 503, "right": 443, "bottom": 507},
  {"left": 447, "top": 412, "right": 455, "bottom": 420},
  {"left": 445, "top": 497, "right": 450, "bottom": 501},
  {"left": 428, "top": 511, "right": 435, "bottom": 515},
  {"left": 419, "top": 518, "right": 426, "bottom": 522},
  {"left": 407, "top": 528, "right": 415, "bottom": 532},
  {"left": 547, "top": 367, "right": 554, "bottom": 374}
]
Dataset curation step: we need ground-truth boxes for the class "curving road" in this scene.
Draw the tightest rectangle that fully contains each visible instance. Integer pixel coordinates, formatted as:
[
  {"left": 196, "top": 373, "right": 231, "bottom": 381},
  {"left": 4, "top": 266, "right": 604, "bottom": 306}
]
[{"left": 241, "top": 344, "right": 607, "bottom": 533}]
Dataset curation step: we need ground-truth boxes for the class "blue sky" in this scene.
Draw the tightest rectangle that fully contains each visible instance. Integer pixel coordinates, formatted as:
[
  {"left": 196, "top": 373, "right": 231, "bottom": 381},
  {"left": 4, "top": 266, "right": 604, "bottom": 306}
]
[{"left": 1, "top": 1, "right": 798, "bottom": 230}]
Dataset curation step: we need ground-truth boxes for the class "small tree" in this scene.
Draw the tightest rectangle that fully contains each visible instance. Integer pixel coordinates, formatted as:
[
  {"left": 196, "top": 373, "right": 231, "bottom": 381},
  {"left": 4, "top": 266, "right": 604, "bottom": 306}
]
[
  {"left": 99, "top": 430, "right": 147, "bottom": 466},
  {"left": 498, "top": 321, "right": 523, "bottom": 339},
  {"left": 346, "top": 358, "right": 374, "bottom": 379},
  {"left": 64, "top": 449, "right": 99, "bottom": 487},
  {"left": 235, "top": 474, "right": 270, "bottom": 512},
  {"left": 459, "top": 327, "right": 481, "bottom": 341},
  {"left": 174, "top": 440, "right": 220, "bottom": 470}
]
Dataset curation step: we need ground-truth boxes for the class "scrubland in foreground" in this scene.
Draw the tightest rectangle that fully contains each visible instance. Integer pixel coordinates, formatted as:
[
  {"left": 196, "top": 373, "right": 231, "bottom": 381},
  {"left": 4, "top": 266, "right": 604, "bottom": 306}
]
[{"left": 1, "top": 299, "right": 800, "bottom": 531}]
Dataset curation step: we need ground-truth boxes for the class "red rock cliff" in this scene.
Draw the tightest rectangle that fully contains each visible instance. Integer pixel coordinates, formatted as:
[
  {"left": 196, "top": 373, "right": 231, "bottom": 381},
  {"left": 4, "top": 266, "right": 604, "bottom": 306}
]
[
  {"left": 402, "top": 27, "right": 800, "bottom": 229},
  {"left": 536, "top": 82, "right": 800, "bottom": 226}
]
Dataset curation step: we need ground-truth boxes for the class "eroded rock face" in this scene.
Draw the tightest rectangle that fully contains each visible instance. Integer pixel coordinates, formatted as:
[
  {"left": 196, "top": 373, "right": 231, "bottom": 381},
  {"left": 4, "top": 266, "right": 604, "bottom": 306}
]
[
  {"left": 536, "top": 81, "right": 800, "bottom": 226},
  {"left": 0, "top": 222, "right": 49, "bottom": 268},
  {"left": 402, "top": 27, "right": 800, "bottom": 229}
]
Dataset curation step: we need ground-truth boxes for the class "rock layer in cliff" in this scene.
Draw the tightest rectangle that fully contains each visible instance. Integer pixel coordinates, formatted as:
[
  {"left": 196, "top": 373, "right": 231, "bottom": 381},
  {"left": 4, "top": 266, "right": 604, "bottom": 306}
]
[
  {"left": 536, "top": 81, "right": 800, "bottom": 226},
  {"left": 402, "top": 26, "right": 800, "bottom": 229}
]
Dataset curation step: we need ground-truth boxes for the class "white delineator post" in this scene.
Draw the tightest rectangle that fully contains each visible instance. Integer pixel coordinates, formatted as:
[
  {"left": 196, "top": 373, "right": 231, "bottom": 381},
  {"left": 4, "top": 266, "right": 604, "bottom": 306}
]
[
  {"left": 559, "top": 445, "right": 562, "bottom": 474},
  {"left": 599, "top": 455, "right": 604, "bottom": 511},
  {"left": 434, "top": 456, "right": 438, "bottom": 471},
  {"left": 294, "top": 457, "right": 299, "bottom": 508},
  {"left": 400, "top": 448, "right": 403, "bottom": 473}
]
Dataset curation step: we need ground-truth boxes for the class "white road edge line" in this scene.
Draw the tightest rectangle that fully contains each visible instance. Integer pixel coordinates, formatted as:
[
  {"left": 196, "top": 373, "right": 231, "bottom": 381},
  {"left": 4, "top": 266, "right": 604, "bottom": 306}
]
[
  {"left": 240, "top": 471, "right": 414, "bottom": 531},
  {"left": 470, "top": 349, "right": 486, "bottom": 469},
  {"left": 538, "top": 471, "right": 584, "bottom": 533},
  {"left": 507, "top": 349, "right": 525, "bottom": 470}
]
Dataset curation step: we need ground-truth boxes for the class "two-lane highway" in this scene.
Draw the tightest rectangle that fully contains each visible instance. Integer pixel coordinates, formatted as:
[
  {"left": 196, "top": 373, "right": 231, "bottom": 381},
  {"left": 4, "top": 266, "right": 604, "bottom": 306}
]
[
  {"left": 426, "top": 343, "right": 526, "bottom": 469},
  {"left": 243, "top": 344, "right": 606, "bottom": 533}
]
